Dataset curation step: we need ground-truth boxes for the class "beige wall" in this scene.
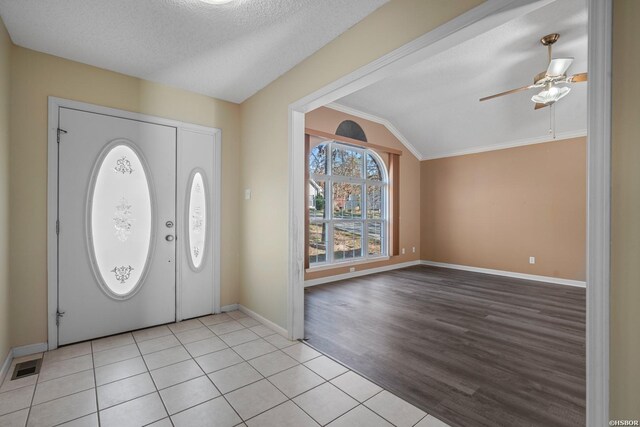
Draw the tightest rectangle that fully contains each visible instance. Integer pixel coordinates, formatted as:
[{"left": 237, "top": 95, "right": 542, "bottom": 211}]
[
  {"left": 0, "top": 0, "right": 635, "bottom": 418},
  {"left": 304, "top": 107, "right": 421, "bottom": 280},
  {"left": 0, "top": 17, "right": 11, "bottom": 363},
  {"left": 611, "top": 0, "right": 640, "bottom": 418},
  {"left": 9, "top": 46, "right": 242, "bottom": 347},
  {"left": 239, "top": 0, "right": 482, "bottom": 328},
  {"left": 420, "top": 137, "right": 586, "bottom": 281}
]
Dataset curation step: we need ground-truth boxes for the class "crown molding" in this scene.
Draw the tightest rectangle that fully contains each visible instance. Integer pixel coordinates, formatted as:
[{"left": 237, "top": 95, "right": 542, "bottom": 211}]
[
  {"left": 328, "top": 103, "right": 587, "bottom": 161},
  {"left": 422, "top": 129, "right": 588, "bottom": 160},
  {"left": 326, "top": 102, "right": 424, "bottom": 160}
]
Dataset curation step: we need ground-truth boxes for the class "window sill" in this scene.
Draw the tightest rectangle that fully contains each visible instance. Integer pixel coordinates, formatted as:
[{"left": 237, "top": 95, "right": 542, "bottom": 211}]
[{"left": 306, "top": 256, "right": 390, "bottom": 273}]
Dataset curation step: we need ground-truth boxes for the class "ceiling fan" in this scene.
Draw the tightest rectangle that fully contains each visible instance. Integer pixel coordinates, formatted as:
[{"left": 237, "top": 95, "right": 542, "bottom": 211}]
[{"left": 480, "top": 33, "right": 587, "bottom": 109}]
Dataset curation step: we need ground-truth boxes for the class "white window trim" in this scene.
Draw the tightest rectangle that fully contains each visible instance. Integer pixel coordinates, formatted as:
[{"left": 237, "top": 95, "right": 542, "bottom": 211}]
[
  {"left": 308, "top": 141, "right": 388, "bottom": 267},
  {"left": 306, "top": 255, "right": 391, "bottom": 273}
]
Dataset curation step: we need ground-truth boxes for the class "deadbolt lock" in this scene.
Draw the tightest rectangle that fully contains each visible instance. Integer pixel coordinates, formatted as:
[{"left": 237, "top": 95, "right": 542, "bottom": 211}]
[{"left": 165, "top": 221, "right": 174, "bottom": 228}]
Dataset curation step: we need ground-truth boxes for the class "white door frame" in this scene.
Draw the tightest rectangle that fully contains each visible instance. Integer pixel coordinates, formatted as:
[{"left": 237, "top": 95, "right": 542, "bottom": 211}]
[
  {"left": 47, "top": 97, "right": 222, "bottom": 350},
  {"left": 287, "top": 0, "right": 611, "bottom": 425}
]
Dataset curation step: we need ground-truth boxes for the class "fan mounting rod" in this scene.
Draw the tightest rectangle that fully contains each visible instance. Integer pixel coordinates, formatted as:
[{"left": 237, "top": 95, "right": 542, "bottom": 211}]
[{"left": 540, "top": 33, "right": 560, "bottom": 63}]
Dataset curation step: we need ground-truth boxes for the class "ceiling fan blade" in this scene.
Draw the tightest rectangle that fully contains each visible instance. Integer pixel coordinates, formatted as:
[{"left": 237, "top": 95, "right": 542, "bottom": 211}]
[
  {"left": 480, "top": 84, "right": 535, "bottom": 102},
  {"left": 567, "top": 72, "right": 588, "bottom": 83},
  {"left": 546, "top": 57, "right": 574, "bottom": 77},
  {"left": 534, "top": 103, "right": 548, "bottom": 110}
]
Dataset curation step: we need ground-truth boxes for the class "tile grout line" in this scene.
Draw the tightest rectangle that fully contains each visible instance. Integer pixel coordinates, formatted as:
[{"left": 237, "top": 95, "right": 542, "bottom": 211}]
[
  {"left": 223, "top": 340, "right": 334, "bottom": 424},
  {"left": 173, "top": 317, "right": 246, "bottom": 425},
  {"left": 10, "top": 313, "right": 431, "bottom": 427},
  {"left": 20, "top": 370, "right": 37, "bottom": 427},
  {"left": 40, "top": 316, "right": 269, "bottom": 373},
  {"left": 221, "top": 333, "right": 298, "bottom": 423},
  {"left": 412, "top": 413, "right": 429, "bottom": 427},
  {"left": 99, "top": 389, "right": 157, "bottom": 412},
  {"left": 90, "top": 341, "right": 102, "bottom": 427},
  {"left": 51, "top": 411, "right": 99, "bottom": 427},
  {"left": 287, "top": 373, "right": 379, "bottom": 426},
  {"left": 263, "top": 375, "right": 326, "bottom": 425},
  {"left": 94, "top": 315, "right": 251, "bottom": 425},
  {"left": 0, "top": 379, "right": 38, "bottom": 397},
  {"left": 359, "top": 389, "right": 404, "bottom": 427},
  {"left": 249, "top": 345, "right": 390, "bottom": 426},
  {"left": 187, "top": 320, "right": 316, "bottom": 423},
  {"left": 301, "top": 339, "right": 429, "bottom": 425},
  {"left": 0, "top": 315, "right": 248, "bottom": 426},
  {"left": 99, "top": 341, "right": 252, "bottom": 392},
  {"left": 135, "top": 321, "right": 190, "bottom": 427}
]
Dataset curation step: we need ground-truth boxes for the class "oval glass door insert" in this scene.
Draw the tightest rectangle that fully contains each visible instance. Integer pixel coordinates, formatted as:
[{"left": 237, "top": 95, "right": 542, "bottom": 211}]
[
  {"left": 188, "top": 171, "right": 207, "bottom": 270},
  {"left": 89, "top": 143, "right": 152, "bottom": 298}
]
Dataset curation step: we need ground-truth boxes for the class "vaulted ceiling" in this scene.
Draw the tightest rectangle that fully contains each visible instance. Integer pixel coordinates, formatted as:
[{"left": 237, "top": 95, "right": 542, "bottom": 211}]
[
  {"left": 0, "top": 0, "right": 388, "bottom": 103},
  {"left": 336, "top": 0, "right": 588, "bottom": 160}
]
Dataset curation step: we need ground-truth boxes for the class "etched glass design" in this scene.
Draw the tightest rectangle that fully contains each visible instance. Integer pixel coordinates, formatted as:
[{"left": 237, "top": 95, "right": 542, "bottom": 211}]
[
  {"left": 114, "top": 156, "right": 134, "bottom": 174},
  {"left": 111, "top": 265, "right": 134, "bottom": 284},
  {"left": 113, "top": 197, "right": 134, "bottom": 241},
  {"left": 90, "top": 144, "right": 152, "bottom": 297},
  {"left": 188, "top": 172, "right": 207, "bottom": 269}
]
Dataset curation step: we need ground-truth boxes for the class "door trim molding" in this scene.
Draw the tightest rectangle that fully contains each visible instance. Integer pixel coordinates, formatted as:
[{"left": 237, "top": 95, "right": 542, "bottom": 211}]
[
  {"left": 586, "top": 0, "right": 612, "bottom": 424},
  {"left": 287, "top": 0, "right": 611, "bottom": 425},
  {"left": 47, "top": 97, "right": 222, "bottom": 350}
]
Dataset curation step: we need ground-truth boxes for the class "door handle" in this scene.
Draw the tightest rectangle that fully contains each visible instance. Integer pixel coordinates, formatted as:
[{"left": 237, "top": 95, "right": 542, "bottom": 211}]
[{"left": 165, "top": 235, "right": 175, "bottom": 242}]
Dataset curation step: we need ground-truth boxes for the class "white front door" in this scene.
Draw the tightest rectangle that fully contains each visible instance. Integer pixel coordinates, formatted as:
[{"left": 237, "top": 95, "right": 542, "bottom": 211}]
[{"left": 57, "top": 108, "right": 177, "bottom": 345}]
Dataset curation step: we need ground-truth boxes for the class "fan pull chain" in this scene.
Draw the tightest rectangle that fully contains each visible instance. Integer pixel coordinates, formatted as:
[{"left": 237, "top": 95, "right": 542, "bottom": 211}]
[{"left": 548, "top": 103, "right": 557, "bottom": 139}]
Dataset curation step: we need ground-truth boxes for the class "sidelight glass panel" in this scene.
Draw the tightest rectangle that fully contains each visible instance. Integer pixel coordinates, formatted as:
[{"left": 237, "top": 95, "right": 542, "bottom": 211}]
[
  {"left": 188, "top": 171, "right": 207, "bottom": 270},
  {"left": 90, "top": 143, "right": 152, "bottom": 297},
  {"left": 333, "top": 222, "right": 363, "bottom": 261}
]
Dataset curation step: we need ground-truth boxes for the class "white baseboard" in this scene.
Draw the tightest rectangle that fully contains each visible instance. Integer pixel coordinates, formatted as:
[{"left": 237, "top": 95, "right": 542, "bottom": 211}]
[
  {"left": 238, "top": 304, "right": 288, "bottom": 337},
  {"left": 0, "top": 342, "right": 49, "bottom": 384},
  {"left": 12, "top": 343, "right": 48, "bottom": 358},
  {"left": 0, "top": 349, "right": 11, "bottom": 384},
  {"left": 220, "top": 304, "right": 239, "bottom": 313},
  {"left": 304, "top": 260, "right": 421, "bottom": 288},
  {"left": 420, "top": 261, "right": 586, "bottom": 288}
]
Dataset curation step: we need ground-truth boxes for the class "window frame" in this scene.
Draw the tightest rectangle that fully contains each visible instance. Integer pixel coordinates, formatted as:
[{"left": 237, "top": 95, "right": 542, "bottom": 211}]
[{"left": 308, "top": 140, "right": 389, "bottom": 268}]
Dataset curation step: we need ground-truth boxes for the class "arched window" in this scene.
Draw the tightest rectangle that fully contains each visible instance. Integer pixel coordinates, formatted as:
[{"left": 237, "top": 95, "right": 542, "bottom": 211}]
[{"left": 308, "top": 141, "right": 388, "bottom": 266}]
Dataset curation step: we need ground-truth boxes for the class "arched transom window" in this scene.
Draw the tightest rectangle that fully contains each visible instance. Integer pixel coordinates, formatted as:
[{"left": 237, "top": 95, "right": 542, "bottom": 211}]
[{"left": 308, "top": 141, "right": 388, "bottom": 266}]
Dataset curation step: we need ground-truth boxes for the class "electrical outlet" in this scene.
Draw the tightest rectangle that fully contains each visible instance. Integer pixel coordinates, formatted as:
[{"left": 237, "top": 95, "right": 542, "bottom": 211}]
[
  {"left": 244, "top": 189, "right": 251, "bottom": 200},
  {"left": 412, "top": 247, "right": 416, "bottom": 253},
  {"left": 529, "top": 256, "right": 536, "bottom": 264},
  {"left": 402, "top": 248, "right": 405, "bottom": 255},
  {"left": 349, "top": 267, "right": 355, "bottom": 272}
]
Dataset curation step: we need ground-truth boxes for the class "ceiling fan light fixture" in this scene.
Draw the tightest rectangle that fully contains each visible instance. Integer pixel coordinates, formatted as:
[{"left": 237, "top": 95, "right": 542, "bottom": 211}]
[
  {"left": 546, "top": 57, "right": 574, "bottom": 77},
  {"left": 531, "top": 85, "right": 571, "bottom": 105}
]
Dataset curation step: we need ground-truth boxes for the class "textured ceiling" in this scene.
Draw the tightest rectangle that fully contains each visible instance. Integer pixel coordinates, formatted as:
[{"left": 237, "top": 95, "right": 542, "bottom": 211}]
[
  {"left": 337, "top": 0, "right": 588, "bottom": 160},
  {"left": 0, "top": 0, "right": 388, "bottom": 103}
]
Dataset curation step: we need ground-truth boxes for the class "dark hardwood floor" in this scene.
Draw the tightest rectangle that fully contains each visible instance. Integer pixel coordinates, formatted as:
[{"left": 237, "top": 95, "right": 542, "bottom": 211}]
[{"left": 304, "top": 265, "right": 585, "bottom": 427}]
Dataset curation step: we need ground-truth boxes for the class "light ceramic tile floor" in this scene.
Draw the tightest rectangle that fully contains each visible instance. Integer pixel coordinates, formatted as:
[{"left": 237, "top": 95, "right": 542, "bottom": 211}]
[{"left": 0, "top": 311, "right": 449, "bottom": 427}]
